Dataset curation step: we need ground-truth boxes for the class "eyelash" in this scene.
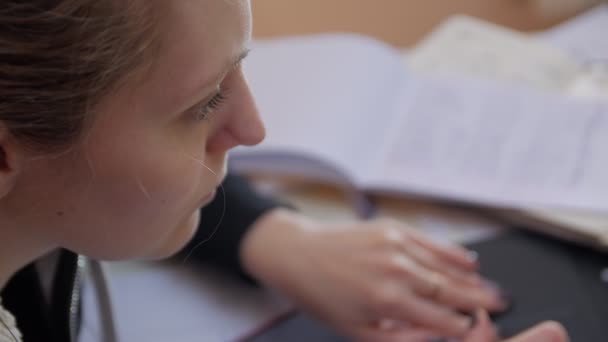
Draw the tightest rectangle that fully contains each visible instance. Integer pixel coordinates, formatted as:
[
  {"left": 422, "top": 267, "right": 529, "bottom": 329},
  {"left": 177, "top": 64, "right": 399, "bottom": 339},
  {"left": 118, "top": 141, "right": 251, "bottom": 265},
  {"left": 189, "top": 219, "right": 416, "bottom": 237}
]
[{"left": 194, "top": 89, "right": 227, "bottom": 122}]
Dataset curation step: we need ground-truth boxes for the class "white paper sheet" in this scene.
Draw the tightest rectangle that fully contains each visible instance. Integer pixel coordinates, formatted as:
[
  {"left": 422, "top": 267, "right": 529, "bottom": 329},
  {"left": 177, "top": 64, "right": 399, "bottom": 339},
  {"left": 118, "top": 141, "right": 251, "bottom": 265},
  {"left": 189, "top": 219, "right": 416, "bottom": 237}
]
[{"left": 372, "top": 76, "right": 608, "bottom": 211}]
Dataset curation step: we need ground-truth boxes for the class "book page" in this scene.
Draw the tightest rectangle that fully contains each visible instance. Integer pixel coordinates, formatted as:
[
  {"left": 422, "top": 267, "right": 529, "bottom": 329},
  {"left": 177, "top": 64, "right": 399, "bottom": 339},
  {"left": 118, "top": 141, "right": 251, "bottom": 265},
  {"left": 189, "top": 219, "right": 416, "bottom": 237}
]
[
  {"left": 402, "top": 8, "right": 608, "bottom": 238},
  {"left": 536, "top": 4, "right": 608, "bottom": 63},
  {"left": 405, "top": 12, "right": 608, "bottom": 100},
  {"left": 233, "top": 34, "right": 411, "bottom": 184},
  {"left": 367, "top": 76, "right": 608, "bottom": 212},
  {"left": 405, "top": 15, "right": 582, "bottom": 92},
  {"left": 535, "top": 5, "right": 608, "bottom": 99}
]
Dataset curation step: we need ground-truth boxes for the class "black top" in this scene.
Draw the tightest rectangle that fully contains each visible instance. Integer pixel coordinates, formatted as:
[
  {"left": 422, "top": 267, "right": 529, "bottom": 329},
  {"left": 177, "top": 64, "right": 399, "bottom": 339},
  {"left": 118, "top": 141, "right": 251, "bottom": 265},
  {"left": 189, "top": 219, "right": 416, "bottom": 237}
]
[{"left": 1, "top": 173, "right": 284, "bottom": 342}]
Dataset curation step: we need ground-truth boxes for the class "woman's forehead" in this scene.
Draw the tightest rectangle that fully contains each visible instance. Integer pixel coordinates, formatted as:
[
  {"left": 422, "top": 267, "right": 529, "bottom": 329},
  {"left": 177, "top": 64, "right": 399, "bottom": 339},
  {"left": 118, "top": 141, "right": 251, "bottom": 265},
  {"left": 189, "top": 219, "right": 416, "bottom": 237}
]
[{"left": 153, "top": 0, "right": 252, "bottom": 107}]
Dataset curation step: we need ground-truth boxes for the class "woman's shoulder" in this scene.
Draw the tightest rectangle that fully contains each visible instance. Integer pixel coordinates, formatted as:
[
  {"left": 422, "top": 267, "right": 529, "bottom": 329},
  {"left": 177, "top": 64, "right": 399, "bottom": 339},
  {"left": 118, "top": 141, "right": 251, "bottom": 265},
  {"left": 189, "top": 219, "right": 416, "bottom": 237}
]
[{"left": 0, "top": 298, "right": 22, "bottom": 342}]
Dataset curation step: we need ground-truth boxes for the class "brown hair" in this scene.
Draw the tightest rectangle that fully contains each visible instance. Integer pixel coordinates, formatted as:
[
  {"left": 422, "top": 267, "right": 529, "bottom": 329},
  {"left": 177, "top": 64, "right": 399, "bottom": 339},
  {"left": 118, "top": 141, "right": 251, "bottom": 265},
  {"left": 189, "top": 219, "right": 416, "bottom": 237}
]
[{"left": 0, "top": 0, "right": 160, "bottom": 151}]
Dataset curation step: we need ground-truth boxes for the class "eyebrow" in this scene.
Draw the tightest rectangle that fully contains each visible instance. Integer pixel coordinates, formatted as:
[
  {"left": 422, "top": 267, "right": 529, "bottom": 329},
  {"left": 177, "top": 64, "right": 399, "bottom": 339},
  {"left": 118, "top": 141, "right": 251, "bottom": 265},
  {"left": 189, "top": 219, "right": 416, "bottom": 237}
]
[
  {"left": 177, "top": 49, "right": 251, "bottom": 111},
  {"left": 204, "top": 48, "right": 251, "bottom": 89}
]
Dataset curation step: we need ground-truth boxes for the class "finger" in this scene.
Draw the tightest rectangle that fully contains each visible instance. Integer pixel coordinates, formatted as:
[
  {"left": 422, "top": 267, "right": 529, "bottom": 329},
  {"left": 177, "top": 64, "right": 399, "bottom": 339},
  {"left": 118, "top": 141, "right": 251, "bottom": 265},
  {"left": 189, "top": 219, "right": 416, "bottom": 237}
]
[
  {"left": 403, "top": 241, "right": 483, "bottom": 288},
  {"left": 504, "top": 321, "right": 569, "bottom": 342},
  {"left": 349, "top": 324, "right": 441, "bottom": 342},
  {"left": 426, "top": 274, "right": 508, "bottom": 312},
  {"left": 407, "top": 229, "right": 479, "bottom": 271},
  {"left": 403, "top": 260, "right": 508, "bottom": 312},
  {"left": 465, "top": 309, "right": 498, "bottom": 342},
  {"left": 373, "top": 287, "right": 473, "bottom": 338}
]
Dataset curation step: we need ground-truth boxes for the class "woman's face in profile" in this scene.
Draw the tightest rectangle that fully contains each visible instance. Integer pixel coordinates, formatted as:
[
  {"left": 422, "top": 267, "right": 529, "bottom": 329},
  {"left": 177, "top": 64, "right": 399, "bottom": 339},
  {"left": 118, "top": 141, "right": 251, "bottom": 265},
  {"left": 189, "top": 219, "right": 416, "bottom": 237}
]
[{"left": 15, "top": 0, "right": 265, "bottom": 260}]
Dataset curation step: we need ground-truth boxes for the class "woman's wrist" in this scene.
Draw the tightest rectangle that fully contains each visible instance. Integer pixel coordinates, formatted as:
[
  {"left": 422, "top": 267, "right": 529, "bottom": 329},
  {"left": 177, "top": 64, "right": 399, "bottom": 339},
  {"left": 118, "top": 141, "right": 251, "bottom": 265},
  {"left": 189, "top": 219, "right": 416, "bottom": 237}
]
[{"left": 239, "top": 208, "right": 312, "bottom": 285}]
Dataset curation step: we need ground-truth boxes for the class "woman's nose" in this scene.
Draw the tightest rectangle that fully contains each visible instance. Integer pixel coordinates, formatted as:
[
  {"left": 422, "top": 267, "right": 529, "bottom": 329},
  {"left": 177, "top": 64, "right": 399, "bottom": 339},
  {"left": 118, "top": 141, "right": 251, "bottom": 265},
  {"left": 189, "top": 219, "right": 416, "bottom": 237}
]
[
  {"left": 230, "top": 80, "right": 265, "bottom": 146},
  {"left": 206, "top": 77, "right": 265, "bottom": 154}
]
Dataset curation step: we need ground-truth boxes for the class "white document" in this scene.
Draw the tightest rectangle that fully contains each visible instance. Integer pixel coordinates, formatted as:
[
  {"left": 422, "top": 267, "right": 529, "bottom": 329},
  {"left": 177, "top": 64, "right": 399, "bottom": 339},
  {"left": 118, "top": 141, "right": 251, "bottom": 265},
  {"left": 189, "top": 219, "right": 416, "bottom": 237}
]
[{"left": 236, "top": 34, "right": 608, "bottom": 212}]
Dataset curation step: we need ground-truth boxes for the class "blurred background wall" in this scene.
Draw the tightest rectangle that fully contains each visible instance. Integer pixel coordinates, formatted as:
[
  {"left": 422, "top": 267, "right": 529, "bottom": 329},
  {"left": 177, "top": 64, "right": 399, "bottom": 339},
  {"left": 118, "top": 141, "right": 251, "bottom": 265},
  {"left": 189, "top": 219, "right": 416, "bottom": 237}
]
[{"left": 252, "top": 0, "right": 601, "bottom": 47}]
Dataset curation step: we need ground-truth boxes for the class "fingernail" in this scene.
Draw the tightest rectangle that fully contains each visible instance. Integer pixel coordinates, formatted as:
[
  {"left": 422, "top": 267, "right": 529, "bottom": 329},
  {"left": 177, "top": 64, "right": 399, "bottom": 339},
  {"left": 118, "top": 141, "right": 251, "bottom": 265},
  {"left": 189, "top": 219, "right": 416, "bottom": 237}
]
[
  {"left": 482, "top": 279, "right": 501, "bottom": 291},
  {"left": 498, "top": 290, "right": 513, "bottom": 309},
  {"left": 467, "top": 250, "right": 479, "bottom": 262},
  {"left": 482, "top": 280, "right": 512, "bottom": 308}
]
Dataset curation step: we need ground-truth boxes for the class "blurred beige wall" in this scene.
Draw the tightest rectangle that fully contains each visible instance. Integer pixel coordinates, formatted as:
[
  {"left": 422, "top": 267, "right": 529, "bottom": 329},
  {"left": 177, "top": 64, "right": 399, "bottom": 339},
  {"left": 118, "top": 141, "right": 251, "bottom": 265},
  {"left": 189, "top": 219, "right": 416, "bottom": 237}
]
[{"left": 252, "top": 0, "right": 597, "bottom": 47}]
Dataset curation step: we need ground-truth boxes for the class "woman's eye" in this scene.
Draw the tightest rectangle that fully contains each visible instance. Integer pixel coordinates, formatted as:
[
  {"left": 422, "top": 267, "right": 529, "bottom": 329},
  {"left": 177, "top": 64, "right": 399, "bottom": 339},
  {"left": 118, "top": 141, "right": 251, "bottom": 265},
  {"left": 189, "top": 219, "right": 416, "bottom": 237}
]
[{"left": 195, "top": 90, "right": 226, "bottom": 122}]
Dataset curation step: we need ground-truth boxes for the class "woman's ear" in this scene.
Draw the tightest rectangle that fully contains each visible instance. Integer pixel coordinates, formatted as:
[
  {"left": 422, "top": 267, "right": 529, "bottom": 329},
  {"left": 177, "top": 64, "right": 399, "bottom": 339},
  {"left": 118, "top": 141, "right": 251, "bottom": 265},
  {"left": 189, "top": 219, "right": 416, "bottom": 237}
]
[{"left": 0, "top": 124, "right": 22, "bottom": 199}]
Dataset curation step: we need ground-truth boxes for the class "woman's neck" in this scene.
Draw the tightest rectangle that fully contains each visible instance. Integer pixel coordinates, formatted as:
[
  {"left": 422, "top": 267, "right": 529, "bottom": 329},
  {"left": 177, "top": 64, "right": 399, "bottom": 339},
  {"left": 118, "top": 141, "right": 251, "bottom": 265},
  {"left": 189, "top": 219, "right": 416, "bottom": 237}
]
[{"left": 0, "top": 217, "right": 53, "bottom": 290}]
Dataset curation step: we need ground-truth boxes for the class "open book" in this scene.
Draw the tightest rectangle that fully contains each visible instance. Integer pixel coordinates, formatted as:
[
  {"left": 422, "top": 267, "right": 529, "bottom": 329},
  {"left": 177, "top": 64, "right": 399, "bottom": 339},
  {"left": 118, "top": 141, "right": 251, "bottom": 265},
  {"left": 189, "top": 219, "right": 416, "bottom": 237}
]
[
  {"left": 403, "top": 8, "right": 608, "bottom": 249},
  {"left": 234, "top": 16, "right": 608, "bottom": 247}
]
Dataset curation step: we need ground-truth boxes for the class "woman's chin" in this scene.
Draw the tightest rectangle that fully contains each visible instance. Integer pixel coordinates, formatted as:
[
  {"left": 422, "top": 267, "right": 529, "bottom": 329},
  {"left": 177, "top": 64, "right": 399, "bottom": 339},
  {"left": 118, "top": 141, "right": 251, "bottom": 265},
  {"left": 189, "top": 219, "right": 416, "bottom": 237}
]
[{"left": 149, "top": 210, "right": 201, "bottom": 260}]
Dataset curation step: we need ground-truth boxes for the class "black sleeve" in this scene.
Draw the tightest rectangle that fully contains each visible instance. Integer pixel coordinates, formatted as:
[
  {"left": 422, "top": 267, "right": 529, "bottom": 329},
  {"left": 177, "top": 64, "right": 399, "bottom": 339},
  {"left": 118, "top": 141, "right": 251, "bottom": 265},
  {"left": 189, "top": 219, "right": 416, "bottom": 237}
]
[{"left": 175, "top": 173, "right": 287, "bottom": 279}]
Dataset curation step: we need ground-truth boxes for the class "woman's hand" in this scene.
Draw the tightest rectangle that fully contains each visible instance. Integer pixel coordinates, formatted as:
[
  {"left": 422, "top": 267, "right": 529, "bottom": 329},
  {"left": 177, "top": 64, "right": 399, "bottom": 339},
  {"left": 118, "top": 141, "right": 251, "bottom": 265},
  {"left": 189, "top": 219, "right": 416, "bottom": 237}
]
[{"left": 240, "top": 209, "right": 510, "bottom": 341}]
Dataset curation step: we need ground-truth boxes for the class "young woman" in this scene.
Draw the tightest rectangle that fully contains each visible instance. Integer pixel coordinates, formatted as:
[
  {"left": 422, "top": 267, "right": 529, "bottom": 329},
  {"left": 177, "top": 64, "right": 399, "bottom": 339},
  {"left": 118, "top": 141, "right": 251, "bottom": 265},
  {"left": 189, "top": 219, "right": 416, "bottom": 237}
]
[{"left": 0, "top": 1, "right": 568, "bottom": 341}]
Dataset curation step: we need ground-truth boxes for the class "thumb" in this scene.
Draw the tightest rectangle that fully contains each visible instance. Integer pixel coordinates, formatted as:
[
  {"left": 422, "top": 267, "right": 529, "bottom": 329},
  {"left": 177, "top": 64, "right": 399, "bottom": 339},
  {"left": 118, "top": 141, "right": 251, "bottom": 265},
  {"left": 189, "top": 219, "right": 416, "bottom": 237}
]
[
  {"left": 346, "top": 322, "right": 440, "bottom": 342},
  {"left": 504, "top": 321, "right": 569, "bottom": 342}
]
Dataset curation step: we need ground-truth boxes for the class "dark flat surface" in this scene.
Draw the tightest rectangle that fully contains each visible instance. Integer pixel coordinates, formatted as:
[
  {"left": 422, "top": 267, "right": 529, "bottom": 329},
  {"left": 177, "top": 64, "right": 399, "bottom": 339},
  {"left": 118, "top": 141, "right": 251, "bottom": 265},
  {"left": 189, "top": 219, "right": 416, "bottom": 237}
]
[
  {"left": 249, "top": 230, "right": 608, "bottom": 342},
  {"left": 470, "top": 230, "right": 608, "bottom": 341}
]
